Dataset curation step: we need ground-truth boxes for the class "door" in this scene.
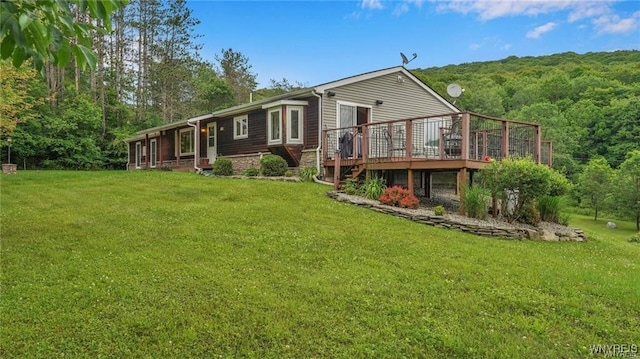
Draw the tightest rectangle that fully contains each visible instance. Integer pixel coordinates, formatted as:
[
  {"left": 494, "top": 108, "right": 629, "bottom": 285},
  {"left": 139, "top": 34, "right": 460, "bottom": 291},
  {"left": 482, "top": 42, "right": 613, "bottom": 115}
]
[{"left": 207, "top": 122, "right": 217, "bottom": 164}]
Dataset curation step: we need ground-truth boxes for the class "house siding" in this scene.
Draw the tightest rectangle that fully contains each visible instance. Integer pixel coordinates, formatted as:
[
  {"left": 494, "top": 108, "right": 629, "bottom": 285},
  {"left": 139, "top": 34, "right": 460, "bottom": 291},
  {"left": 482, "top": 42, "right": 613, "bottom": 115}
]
[{"left": 322, "top": 70, "right": 455, "bottom": 129}]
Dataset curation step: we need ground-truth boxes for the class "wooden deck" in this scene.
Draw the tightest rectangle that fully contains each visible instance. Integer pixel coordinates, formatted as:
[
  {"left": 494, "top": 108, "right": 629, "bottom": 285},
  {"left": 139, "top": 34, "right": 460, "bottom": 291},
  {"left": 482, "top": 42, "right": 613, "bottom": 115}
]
[{"left": 322, "top": 111, "right": 553, "bottom": 192}]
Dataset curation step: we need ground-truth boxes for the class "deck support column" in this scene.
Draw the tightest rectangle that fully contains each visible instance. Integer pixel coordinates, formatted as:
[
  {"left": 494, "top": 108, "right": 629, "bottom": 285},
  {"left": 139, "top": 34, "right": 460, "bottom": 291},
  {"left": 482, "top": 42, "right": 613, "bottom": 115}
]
[
  {"left": 457, "top": 168, "right": 468, "bottom": 214},
  {"left": 502, "top": 120, "right": 509, "bottom": 159},
  {"left": 333, "top": 151, "right": 341, "bottom": 190},
  {"left": 407, "top": 169, "right": 414, "bottom": 196}
]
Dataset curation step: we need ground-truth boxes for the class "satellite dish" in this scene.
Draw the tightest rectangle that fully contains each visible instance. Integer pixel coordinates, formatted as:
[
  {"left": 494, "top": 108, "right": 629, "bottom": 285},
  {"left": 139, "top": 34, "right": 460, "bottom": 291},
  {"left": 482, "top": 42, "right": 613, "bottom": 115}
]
[
  {"left": 447, "top": 83, "right": 464, "bottom": 105},
  {"left": 400, "top": 52, "right": 417, "bottom": 65},
  {"left": 447, "top": 83, "right": 463, "bottom": 98}
]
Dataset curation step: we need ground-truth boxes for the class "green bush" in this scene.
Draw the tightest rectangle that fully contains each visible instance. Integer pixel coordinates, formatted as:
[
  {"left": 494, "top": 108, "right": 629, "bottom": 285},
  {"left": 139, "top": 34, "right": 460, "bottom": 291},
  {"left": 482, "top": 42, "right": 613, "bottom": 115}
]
[
  {"left": 464, "top": 185, "right": 488, "bottom": 219},
  {"left": 299, "top": 167, "right": 318, "bottom": 182},
  {"left": 537, "top": 195, "right": 563, "bottom": 223},
  {"left": 260, "top": 154, "right": 288, "bottom": 177},
  {"left": 285, "top": 170, "right": 293, "bottom": 177},
  {"left": 212, "top": 157, "right": 233, "bottom": 176},
  {"left": 242, "top": 167, "right": 259, "bottom": 177},
  {"left": 343, "top": 178, "right": 361, "bottom": 195},
  {"left": 520, "top": 202, "right": 541, "bottom": 226},
  {"left": 629, "top": 232, "right": 640, "bottom": 243},
  {"left": 481, "top": 157, "right": 569, "bottom": 224},
  {"left": 363, "top": 176, "right": 386, "bottom": 200},
  {"left": 434, "top": 205, "right": 446, "bottom": 216}
]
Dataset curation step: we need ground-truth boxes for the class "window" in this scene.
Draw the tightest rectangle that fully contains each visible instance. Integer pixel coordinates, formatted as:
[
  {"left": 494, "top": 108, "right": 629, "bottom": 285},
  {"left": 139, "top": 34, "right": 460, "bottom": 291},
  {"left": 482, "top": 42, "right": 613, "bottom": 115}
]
[
  {"left": 268, "top": 108, "right": 281, "bottom": 144},
  {"left": 135, "top": 142, "right": 142, "bottom": 168},
  {"left": 233, "top": 115, "right": 248, "bottom": 139},
  {"left": 150, "top": 139, "right": 157, "bottom": 168},
  {"left": 179, "top": 128, "right": 194, "bottom": 155},
  {"left": 287, "top": 106, "right": 304, "bottom": 144}
]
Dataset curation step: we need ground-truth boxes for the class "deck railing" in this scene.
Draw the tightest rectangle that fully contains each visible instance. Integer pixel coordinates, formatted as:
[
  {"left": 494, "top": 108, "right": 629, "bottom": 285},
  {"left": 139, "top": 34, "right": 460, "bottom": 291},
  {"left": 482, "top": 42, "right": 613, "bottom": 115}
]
[{"left": 322, "top": 112, "right": 551, "bottom": 165}]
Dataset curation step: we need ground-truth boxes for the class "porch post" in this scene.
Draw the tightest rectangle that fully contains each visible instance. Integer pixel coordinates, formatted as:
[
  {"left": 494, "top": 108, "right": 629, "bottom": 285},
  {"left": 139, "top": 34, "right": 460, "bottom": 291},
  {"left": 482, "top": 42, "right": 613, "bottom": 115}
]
[
  {"left": 195, "top": 121, "right": 201, "bottom": 167},
  {"left": 461, "top": 113, "right": 470, "bottom": 160},
  {"left": 502, "top": 121, "right": 509, "bottom": 159},
  {"left": 407, "top": 169, "right": 414, "bottom": 195},
  {"left": 458, "top": 168, "right": 468, "bottom": 214},
  {"left": 333, "top": 151, "right": 341, "bottom": 190},
  {"left": 362, "top": 125, "right": 368, "bottom": 163},
  {"left": 534, "top": 124, "right": 541, "bottom": 164}
]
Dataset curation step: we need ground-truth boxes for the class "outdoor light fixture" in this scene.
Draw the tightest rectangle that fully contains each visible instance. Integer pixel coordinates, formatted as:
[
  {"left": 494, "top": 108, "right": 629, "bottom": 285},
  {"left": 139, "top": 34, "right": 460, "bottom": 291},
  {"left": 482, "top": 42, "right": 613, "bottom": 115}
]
[
  {"left": 375, "top": 100, "right": 383, "bottom": 105},
  {"left": 327, "top": 91, "right": 336, "bottom": 97}
]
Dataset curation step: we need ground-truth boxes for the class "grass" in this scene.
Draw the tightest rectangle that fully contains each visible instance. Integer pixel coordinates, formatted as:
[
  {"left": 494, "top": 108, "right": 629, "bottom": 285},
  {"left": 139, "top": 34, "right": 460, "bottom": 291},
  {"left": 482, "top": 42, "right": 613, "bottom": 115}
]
[{"left": 1, "top": 171, "right": 639, "bottom": 358}]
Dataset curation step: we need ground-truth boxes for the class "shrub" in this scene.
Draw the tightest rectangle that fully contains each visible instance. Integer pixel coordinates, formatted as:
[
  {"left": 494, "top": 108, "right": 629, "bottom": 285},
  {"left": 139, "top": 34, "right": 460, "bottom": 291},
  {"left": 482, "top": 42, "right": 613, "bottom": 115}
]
[
  {"left": 464, "top": 185, "right": 488, "bottom": 219},
  {"left": 379, "top": 186, "right": 419, "bottom": 209},
  {"left": 212, "top": 157, "right": 233, "bottom": 176},
  {"left": 343, "top": 178, "right": 361, "bottom": 195},
  {"left": 519, "top": 202, "right": 541, "bottom": 226},
  {"left": 260, "top": 154, "right": 288, "bottom": 177},
  {"left": 481, "top": 156, "right": 569, "bottom": 224},
  {"left": 629, "top": 232, "right": 640, "bottom": 244},
  {"left": 537, "top": 195, "right": 563, "bottom": 223},
  {"left": 363, "top": 176, "right": 386, "bottom": 200},
  {"left": 242, "top": 167, "right": 259, "bottom": 177},
  {"left": 434, "top": 205, "right": 446, "bottom": 216},
  {"left": 299, "top": 167, "right": 318, "bottom": 182},
  {"left": 284, "top": 170, "right": 293, "bottom": 177}
]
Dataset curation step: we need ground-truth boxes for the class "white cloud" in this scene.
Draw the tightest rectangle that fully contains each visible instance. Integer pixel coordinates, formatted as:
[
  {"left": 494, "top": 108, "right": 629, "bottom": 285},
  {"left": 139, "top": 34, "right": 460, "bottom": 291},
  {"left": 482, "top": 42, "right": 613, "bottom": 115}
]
[
  {"left": 567, "top": 2, "right": 612, "bottom": 22},
  {"left": 361, "top": 0, "right": 384, "bottom": 10},
  {"left": 526, "top": 22, "right": 558, "bottom": 39},
  {"left": 393, "top": 3, "right": 411, "bottom": 16},
  {"left": 434, "top": 0, "right": 578, "bottom": 21},
  {"left": 593, "top": 12, "right": 640, "bottom": 34}
]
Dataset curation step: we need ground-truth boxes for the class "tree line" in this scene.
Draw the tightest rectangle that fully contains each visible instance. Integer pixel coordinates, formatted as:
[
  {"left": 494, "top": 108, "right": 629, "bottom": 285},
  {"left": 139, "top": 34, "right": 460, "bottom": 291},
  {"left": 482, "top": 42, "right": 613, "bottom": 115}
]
[{"left": 1, "top": 0, "right": 261, "bottom": 169}]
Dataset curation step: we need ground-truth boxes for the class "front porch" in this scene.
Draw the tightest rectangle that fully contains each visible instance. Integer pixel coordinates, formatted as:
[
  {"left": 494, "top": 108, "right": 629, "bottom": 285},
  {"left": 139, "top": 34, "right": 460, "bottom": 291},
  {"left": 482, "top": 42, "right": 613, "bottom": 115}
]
[{"left": 322, "top": 111, "right": 553, "bottom": 195}]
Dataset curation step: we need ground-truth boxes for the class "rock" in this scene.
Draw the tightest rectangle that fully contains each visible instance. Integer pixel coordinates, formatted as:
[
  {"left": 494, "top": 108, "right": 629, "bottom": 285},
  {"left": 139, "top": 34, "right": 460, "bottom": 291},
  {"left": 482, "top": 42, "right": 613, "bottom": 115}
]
[
  {"left": 606, "top": 222, "right": 617, "bottom": 229},
  {"left": 541, "top": 229, "right": 559, "bottom": 241}
]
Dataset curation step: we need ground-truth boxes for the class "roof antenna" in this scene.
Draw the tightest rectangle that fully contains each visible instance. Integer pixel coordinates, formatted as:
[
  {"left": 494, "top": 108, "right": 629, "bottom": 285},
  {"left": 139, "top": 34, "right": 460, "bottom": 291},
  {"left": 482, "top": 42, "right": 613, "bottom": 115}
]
[{"left": 400, "top": 52, "right": 417, "bottom": 66}]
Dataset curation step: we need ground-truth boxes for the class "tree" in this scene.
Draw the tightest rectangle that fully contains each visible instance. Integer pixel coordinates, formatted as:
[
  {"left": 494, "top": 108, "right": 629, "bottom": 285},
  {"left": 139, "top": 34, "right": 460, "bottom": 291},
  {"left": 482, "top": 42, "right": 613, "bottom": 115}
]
[
  {"left": 0, "top": 60, "right": 42, "bottom": 135},
  {"left": 480, "top": 157, "right": 569, "bottom": 224},
  {"left": 216, "top": 48, "right": 257, "bottom": 105},
  {"left": 0, "top": 0, "right": 126, "bottom": 73},
  {"left": 578, "top": 157, "right": 614, "bottom": 220},
  {"left": 614, "top": 150, "right": 640, "bottom": 230}
]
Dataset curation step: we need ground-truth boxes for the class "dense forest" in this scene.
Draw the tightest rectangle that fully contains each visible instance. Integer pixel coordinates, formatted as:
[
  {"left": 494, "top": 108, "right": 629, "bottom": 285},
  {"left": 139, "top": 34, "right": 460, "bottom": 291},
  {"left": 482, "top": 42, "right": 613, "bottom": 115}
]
[
  {"left": 0, "top": 0, "right": 638, "bottom": 176},
  {"left": 414, "top": 50, "right": 640, "bottom": 175}
]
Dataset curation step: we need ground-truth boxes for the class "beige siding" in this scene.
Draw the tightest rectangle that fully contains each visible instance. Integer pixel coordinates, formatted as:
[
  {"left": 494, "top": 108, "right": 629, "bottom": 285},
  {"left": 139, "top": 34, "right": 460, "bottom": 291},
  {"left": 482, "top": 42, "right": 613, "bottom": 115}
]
[{"left": 322, "top": 70, "right": 455, "bottom": 129}]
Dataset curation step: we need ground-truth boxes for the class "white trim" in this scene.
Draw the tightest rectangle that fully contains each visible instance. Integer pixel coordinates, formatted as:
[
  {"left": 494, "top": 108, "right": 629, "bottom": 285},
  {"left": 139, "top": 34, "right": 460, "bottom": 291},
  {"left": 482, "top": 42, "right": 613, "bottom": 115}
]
[
  {"left": 287, "top": 106, "right": 304, "bottom": 144},
  {"left": 179, "top": 127, "right": 195, "bottom": 156},
  {"left": 149, "top": 139, "right": 157, "bottom": 168},
  {"left": 233, "top": 115, "right": 249, "bottom": 140},
  {"left": 336, "top": 101, "right": 372, "bottom": 129},
  {"left": 261, "top": 99, "right": 308, "bottom": 109},
  {"left": 267, "top": 108, "right": 282, "bottom": 145}
]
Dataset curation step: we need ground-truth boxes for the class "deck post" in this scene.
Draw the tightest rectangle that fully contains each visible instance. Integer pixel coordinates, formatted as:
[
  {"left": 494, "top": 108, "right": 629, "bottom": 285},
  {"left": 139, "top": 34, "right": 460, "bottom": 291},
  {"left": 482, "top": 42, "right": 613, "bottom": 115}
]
[
  {"left": 458, "top": 168, "right": 468, "bottom": 214},
  {"left": 362, "top": 125, "right": 368, "bottom": 163},
  {"left": 461, "top": 113, "right": 470, "bottom": 160},
  {"left": 502, "top": 121, "right": 509, "bottom": 159},
  {"left": 534, "top": 124, "right": 542, "bottom": 164},
  {"left": 333, "top": 151, "right": 341, "bottom": 190},
  {"left": 408, "top": 169, "right": 414, "bottom": 195}
]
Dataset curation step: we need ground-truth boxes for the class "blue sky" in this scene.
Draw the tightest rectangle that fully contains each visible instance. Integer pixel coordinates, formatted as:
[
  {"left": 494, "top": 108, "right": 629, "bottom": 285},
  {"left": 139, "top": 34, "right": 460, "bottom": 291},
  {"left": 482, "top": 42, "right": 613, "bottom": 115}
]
[{"left": 187, "top": 0, "right": 640, "bottom": 87}]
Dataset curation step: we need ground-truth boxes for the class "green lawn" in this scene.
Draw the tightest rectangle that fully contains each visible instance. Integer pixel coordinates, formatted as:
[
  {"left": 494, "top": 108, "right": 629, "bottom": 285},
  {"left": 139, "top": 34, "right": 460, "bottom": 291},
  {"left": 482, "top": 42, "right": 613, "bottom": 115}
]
[{"left": 1, "top": 171, "right": 639, "bottom": 358}]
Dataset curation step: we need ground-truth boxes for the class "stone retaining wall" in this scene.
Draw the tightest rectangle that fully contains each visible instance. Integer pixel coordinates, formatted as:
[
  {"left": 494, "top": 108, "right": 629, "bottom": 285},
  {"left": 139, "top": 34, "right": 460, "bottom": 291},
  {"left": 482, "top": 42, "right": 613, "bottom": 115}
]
[{"left": 327, "top": 192, "right": 587, "bottom": 242}]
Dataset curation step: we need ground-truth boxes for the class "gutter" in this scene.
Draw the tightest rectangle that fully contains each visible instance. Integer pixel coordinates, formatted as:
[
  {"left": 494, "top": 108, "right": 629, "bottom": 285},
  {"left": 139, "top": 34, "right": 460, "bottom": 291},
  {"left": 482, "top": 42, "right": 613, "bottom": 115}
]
[
  {"left": 186, "top": 118, "right": 202, "bottom": 173},
  {"left": 311, "top": 90, "right": 323, "bottom": 177}
]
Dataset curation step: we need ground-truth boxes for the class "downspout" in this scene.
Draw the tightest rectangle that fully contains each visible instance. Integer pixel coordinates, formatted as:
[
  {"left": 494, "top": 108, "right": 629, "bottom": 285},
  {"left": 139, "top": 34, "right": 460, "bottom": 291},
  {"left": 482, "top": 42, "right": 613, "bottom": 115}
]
[
  {"left": 187, "top": 119, "right": 202, "bottom": 173},
  {"left": 311, "top": 89, "right": 323, "bottom": 177}
]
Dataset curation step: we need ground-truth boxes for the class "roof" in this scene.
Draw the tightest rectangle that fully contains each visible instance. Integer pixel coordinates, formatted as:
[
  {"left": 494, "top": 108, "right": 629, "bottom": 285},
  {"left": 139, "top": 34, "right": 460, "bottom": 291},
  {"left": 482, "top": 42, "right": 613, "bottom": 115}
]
[{"left": 126, "top": 66, "right": 458, "bottom": 141}]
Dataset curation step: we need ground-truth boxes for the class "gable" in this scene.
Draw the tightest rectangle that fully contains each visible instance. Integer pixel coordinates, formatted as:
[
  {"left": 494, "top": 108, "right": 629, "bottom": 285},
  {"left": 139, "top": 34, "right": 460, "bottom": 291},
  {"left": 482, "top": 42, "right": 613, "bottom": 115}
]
[{"left": 321, "top": 69, "right": 457, "bottom": 129}]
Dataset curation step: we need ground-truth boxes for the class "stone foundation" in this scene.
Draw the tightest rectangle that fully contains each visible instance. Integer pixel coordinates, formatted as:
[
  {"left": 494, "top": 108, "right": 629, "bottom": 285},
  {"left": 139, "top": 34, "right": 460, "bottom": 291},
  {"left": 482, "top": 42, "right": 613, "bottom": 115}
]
[{"left": 224, "top": 153, "right": 263, "bottom": 175}]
